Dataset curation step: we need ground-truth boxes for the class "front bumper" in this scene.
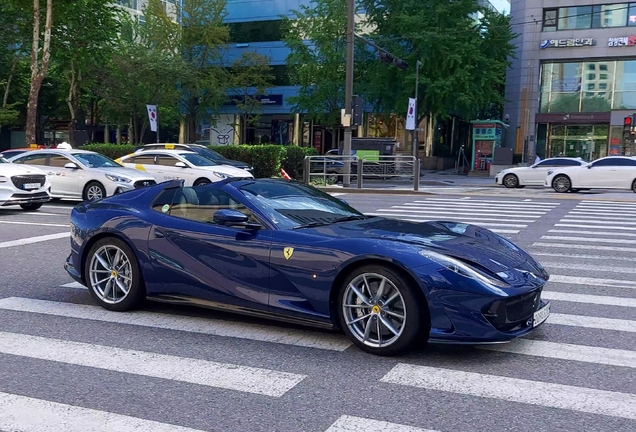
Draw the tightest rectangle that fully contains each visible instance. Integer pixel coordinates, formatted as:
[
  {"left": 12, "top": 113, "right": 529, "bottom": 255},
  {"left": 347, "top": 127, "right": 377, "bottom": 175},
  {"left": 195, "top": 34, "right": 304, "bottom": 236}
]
[
  {"left": 64, "top": 253, "right": 83, "bottom": 285},
  {"left": 0, "top": 191, "right": 50, "bottom": 206},
  {"left": 111, "top": 179, "right": 156, "bottom": 195}
]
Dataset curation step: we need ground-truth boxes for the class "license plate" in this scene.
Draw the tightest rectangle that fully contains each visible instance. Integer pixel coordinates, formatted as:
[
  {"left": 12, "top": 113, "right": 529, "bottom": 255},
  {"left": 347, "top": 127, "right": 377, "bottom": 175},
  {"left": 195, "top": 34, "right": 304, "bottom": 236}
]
[
  {"left": 23, "top": 183, "right": 40, "bottom": 190},
  {"left": 533, "top": 302, "right": 550, "bottom": 327}
]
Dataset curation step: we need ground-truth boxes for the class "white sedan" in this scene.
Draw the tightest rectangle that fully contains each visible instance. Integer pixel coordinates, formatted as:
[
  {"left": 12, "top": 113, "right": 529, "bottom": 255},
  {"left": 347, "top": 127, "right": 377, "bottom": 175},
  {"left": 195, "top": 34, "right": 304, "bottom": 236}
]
[
  {"left": 8, "top": 149, "right": 157, "bottom": 201},
  {"left": 545, "top": 155, "right": 636, "bottom": 193},
  {"left": 116, "top": 149, "right": 253, "bottom": 186},
  {"left": 495, "top": 157, "right": 585, "bottom": 188},
  {"left": 0, "top": 156, "right": 51, "bottom": 210}
]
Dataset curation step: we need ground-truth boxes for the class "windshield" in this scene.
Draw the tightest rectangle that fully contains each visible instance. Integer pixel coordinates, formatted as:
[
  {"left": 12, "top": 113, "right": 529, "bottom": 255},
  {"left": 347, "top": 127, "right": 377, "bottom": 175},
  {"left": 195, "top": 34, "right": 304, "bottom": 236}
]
[
  {"left": 179, "top": 152, "right": 219, "bottom": 166},
  {"left": 238, "top": 181, "right": 364, "bottom": 229},
  {"left": 0, "top": 157, "right": 7, "bottom": 164},
  {"left": 71, "top": 152, "right": 121, "bottom": 168},
  {"left": 197, "top": 147, "right": 227, "bottom": 161}
]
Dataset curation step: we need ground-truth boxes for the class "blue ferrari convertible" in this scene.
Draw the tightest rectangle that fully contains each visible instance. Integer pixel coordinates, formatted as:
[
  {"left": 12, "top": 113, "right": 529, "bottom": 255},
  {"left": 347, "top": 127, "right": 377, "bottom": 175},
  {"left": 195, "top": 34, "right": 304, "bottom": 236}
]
[{"left": 65, "top": 178, "right": 550, "bottom": 355}]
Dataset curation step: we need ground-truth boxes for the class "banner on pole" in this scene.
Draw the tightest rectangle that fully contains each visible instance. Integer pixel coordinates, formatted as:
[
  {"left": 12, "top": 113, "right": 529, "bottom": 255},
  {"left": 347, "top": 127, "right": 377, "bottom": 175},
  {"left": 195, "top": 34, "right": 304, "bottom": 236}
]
[
  {"left": 405, "top": 98, "right": 416, "bottom": 130},
  {"left": 147, "top": 105, "right": 158, "bottom": 132}
]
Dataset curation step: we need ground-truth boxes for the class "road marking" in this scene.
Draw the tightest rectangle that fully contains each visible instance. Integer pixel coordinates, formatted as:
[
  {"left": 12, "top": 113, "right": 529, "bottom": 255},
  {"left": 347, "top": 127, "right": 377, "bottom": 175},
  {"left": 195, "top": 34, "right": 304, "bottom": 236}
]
[
  {"left": 0, "top": 220, "right": 68, "bottom": 227},
  {"left": 548, "top": 229, "right": 636, "bottom": 238},
  {"left": 581, "top": 200, "right": 636, "bottom": 205},
  {"left": 533, "top": 252, "right": 636, "bottom": 262},
  {"left": 330, "top": 193, "right": 346, "bottom": 197},
  {"left": 560, "top": 219, "right": 636, "bottom": 226},
  {"left": 548, "top": 313, "right": 636, "bottom": 333},
  {"left": 370, "top": 211, "right": 534, "bottom": 223},
  {"left": 542, "top": 291, "right": 636, "bottom": 308},
  {"left": 398, "top": 204, "right": 547, "bottom": 216},
  {"left": 60, "top": 282, "right": 86, "bottom": 289},
  {"left": 408, "top": 202, "right": 554, "bottom": 211},
  {"left": 532, "top": 243, "right": 636, "bottom": 253},
  {"left": 365, "top": 214, "right": 528, "bottom": 227},
  {"left": 569, "top": 210, "right": 636, "bottom": 217},
  {"left": 382, "top": 206, "right": 543, "bottom": 217},
  {"left": 541, "top": 236, "right": 634, "bottom": 244},
  {"left": 0, "top": 297, "right": 352, "bottom": 351},
  {"left": 563, "top": 214, "right": 636, "bottom": 221},
  {"left": 0, "top": 392, "right": 207, "bottom": 432},
  {"left": 478, "top": 339, "right": 636, "bottom": 368},
  {"left": 324, "top": 415, "right": 439, "bottom": 432},
  {"left": 545, "top": 262, "right": 636, "bottom": 274},
  {"left": 380, "top": 363, "right": 636, "bottom": 420},
  {"left": 554, "top": 223, "right": 636, "bottom": 231},
  {"left": 576, "top": 203, "right": 636, "bottom": 210},
  {"left": 8, "top": 211, "right": 66, "bottom": 216},
  {"left": 548, "top": 274, "right": 636, "bottom": 290},
  {"left": 0, "top": 232, "right": 69, "bottom": 248},
  {"left": 0, "top": 331, "right": 305, "bottom": 397},
  {"left": 415, "top": 198, "right": 560, "bottom": 206}
]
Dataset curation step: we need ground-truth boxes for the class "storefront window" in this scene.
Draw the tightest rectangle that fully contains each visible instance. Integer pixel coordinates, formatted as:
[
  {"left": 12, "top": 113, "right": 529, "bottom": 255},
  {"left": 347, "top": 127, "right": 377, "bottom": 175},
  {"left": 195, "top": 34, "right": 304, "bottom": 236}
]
[{"left": 548, "top": 124, "right": 608, "bottom": 160}]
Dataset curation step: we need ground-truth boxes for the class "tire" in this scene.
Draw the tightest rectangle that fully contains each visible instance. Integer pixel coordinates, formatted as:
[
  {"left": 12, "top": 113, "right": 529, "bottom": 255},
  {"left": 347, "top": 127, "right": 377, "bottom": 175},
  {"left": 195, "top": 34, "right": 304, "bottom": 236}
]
[
  {"left": 502, "top": 174, "right": 519, "bottom": 188},
  {"left": 83, "top": 181, "right": 106, "bottom": 201},
  {"left": 194, "top": 178, "right": 211, "bottom": 186},
  {"left": 552, "top": 175, "right": 571, "bottom": 193},
  {"left": 84, "top": 237, "right": 145, "bottom": 311},
  {"left": 632, "top": 180, "right": 636, "bottom": 193},
  {"left": 20, "top": 203, "right": 42, "bottom": 211},
  {"left": 337, "top": 265, "right": 426, "bottom": 356}
]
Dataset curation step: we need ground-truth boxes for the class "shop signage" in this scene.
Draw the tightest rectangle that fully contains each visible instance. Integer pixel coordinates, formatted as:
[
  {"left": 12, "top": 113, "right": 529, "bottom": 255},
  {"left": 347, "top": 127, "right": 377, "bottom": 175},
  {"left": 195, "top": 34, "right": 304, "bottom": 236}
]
[
  {"left": 473, "top": 123, "right": 498, "bottom": 140},
  {"left": 540, "top": 38, "right": 596, "bottom": 49},
  {"left": 535, "top": 112, "right": 611, "bottom": 123},
  {"left": 608, "top": 36, "right": 636, "bottom": 47},
  {"left": 224, "top": 94, "right": 283, "bottom": 106}
]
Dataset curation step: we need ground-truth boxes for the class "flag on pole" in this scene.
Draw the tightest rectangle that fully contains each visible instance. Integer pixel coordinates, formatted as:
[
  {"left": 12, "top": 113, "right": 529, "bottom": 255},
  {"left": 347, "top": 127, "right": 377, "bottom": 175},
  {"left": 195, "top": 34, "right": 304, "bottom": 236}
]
[
  {"left": 405, "top": 98, "right": 416, "bottom": 131},
  {"left": 147, "top": 105, "right": 158, "bottom": 132}
]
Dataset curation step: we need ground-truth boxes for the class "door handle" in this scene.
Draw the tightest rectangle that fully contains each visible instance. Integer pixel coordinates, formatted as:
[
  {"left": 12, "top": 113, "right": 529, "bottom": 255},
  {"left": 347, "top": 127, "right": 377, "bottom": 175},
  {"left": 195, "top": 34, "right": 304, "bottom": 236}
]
[{"left": 154, "top": 228, "right": 165, "bottom": 238}]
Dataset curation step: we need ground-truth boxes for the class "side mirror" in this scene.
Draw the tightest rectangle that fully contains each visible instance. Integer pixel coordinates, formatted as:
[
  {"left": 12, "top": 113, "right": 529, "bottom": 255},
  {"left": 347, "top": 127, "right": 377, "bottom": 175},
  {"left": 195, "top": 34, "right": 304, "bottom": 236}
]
[
  {"left": 587, "top": 165, "right": 592, "bottom": 169},
  {"left": 213, "top": 209, "right": 260, "bottom": 229},
  {"left": 64, "top": 162, "right": 79, "bottom": 169},
  {"left": 175, "top": 162, "right": 187, "bottom": 168}
]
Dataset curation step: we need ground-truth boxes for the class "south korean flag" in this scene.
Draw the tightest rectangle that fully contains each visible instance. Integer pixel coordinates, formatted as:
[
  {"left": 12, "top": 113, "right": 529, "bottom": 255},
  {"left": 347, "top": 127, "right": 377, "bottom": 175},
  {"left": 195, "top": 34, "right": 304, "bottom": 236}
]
[{"left": 147, "top": 105, "right": 158, "bottom": 132}]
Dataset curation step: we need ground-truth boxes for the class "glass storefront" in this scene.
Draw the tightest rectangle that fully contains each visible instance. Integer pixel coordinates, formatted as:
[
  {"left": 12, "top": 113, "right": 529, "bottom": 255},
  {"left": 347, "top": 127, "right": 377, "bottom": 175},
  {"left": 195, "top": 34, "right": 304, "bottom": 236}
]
[
  {"left": 540, "top": 60, "right": 636, "bottom": 113},
  {"left": 547, "top": 124, "right": 608, "bottom": 160}
]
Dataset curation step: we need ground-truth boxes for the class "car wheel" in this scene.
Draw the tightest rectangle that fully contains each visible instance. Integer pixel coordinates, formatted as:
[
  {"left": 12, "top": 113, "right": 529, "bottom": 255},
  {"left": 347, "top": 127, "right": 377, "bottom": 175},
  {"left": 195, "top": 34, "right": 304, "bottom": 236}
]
[
  {"left": 83, "top": 181, "right": 106, "bottom": 201},
  {"left": 503, "top": 174, "right": 518, "bottom": 188},
  {"left": 194, "top": 178, "right": 211, "bottom": 186},
  {"left": 632, "top": 180, "right": 636, "bottom": 193},
  {"left": 84, "top": 237, "right": 145, "bottom": 311},
  {"left": 20, "top": 203, "right": 42, "bottom": 211},
  {"left": 337, "top": 265, "right": 425, "bottom": 356},
  {"left": 552, "top": 175, "right": 571, "bottom": 193}
]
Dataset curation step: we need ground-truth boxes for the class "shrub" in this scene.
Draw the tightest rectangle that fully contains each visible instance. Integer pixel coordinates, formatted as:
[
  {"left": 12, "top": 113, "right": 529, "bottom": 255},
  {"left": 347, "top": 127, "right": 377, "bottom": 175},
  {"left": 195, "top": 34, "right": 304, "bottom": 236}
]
[{"left": 80, "top": 143, "right": 136, "bottom": 160}]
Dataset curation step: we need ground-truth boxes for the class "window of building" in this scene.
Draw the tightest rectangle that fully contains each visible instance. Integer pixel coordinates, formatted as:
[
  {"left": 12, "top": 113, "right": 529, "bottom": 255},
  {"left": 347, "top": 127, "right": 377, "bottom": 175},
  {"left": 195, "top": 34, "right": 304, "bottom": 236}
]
[
  {"left": 629, "top": 3, "right": 636, "bottom": 25},
  {"left": 600, "top": 64, "right": 609, "bottom": 71},
  {"left": 543, "top": 9, "right": 558, "bottom": 31},
  {"left": 116, "top": 0, "right": 137, "bottom": 9},
  {"left": 587, "top": 83, "right": 596, "bottom": 90},
  {"left": 588, "top": 64, "right": 596, "bottom": 70},
  {"left": 600, "top": 83, "right": 608, "bottom": 89},
  {"left": 592, "top": 4, "right": 628, "bottom": 27},
  {"left": 588, "top": 73, "right": 596, "bottom": 80},
  {"left": 229, "top": 20, "right": 284, "bottom": 43},
  {"left": 543, "top": 3, "right": 635, "bottom": 30},
  {"left": 558, "top": 6, "right": 593, "bottom": 29},
  {"left": 270, "top": 65, "right": 290, "bottom": 86}
]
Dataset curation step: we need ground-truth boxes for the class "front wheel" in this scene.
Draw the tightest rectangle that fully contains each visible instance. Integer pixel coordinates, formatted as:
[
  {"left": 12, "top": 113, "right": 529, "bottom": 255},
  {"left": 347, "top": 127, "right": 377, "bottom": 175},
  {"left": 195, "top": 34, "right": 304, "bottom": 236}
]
[
  {"left": 20, "top": 203, "right": 42, "bottom": 211},
  {"left": 503, "top": 174, "right": 519, "bottom": 188},
  {"left": 84, "top": 237, "right": 145, "bottom": 311},
  {"left": 552, "top": 175, "right": 571, "bottom": 193},
  {"left": 632, "top": 180, "right": 636, "bottom": 193},
  {"left": 83, "top": 181, "right": 106, "bottom": 201},
  {"left": 337, "top": 265, "right": 426, "bottom": 356},
  {"left": 194, "top": 178, "right": 211, "bottom": 186}
]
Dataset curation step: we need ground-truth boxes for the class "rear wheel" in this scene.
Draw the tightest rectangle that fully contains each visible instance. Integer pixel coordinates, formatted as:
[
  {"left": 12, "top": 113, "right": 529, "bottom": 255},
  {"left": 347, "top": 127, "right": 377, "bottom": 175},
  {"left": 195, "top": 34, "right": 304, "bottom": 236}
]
[
  {"left": 20, "top": 203, "right": 42, "bottom": 211},
  {"left": 194, "top": 178, "right": 211, "bottom": 186},
  {"left": 337, "top": 265, "right": 425, "bottom": 356},
  {"left": 552, "top": 175, "right": 571, "bottom": 193},
  {"left": 84, "top": 237, "right": 145, "bottom": 311},
  {"left": 503, "top": 174, "right": 519, "bottom": 188}
]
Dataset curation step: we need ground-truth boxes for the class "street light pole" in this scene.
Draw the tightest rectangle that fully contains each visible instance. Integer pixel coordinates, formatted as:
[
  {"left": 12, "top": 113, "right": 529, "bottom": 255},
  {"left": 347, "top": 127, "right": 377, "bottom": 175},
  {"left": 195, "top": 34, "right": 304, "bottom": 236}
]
[
  {"left": 412, "top": 60, "right": 422, "bottom": 191},
  {"left": 343, "top": 0, "right": 355, "bottom": 187}
]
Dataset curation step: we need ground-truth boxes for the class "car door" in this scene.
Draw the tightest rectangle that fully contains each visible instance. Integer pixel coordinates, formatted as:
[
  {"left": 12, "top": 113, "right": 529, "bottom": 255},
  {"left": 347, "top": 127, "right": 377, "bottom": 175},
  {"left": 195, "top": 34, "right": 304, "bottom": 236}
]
[
  {"left": 523, "top": 160, "right": 556, "bottom": 185},
  {"left": 45, "top": 153, "right": 82, "bottom": 198},
  {"left": 146, "top": 185, "right": 273, "bottom": 311},
  {"left": 612, "top": 157, "right": 636, "bottom": 188},
  {"left": 155, "top": 154, "right": 196, "bottom": 185},
  {"left": 581, "top": 158, "right": 619, "bottom": 188},
  {"left": 121, "top": 153, "right": 160, "bottom": 180}
]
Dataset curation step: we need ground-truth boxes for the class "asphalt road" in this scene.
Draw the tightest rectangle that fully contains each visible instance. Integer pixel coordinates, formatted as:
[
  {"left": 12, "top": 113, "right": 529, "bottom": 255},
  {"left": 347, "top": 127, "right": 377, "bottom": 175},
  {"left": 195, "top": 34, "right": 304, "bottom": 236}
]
[{"left": 0, "top": 190, "right": 635, "bottom": 432}]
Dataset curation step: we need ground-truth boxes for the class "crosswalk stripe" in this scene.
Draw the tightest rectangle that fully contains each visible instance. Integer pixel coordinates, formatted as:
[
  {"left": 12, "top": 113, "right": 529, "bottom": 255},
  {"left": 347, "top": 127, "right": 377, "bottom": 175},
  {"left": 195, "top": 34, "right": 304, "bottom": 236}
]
[
  {"left": 409, "top": 202, "right": 554, "bottom": 211},
  {"left": 581, "top": 200, "right": 636, "bottom": 205},
  {"left": 0, "top": 297, "right": 352, "bottom": 351},
  {"left": 533, "top": 252, "right": 636, "bottom": 262},
  {"left": 548, "top": 313, "right": 636, "bottom": 333},
  {"left": 562, "top": 214, "right": 636, "bottom": 221},
  {"left": 378, "top": 207, "right": 541, "bottom": 218},
  {"left": 397, "top": 204, "right": 547, "bottom": 216},
  {"left": 569, "top": 210, "right": 636, "bottom": 217},
  {"left": 414, "top": 198, "right": 560, "bottom": 207},
  {"left": 0, "top": 392, "right": 207, "bottom": 432},
  {"left": 576, "top": 204, "right": 636, "bottom": 210},
  {"left": 532, "top": 243, "right": 636, "bottom": 253},
  {"left": 60, "top": 282, "right": 86, "bottom": 289},
  {"left": 541, "top": 235, "right": 633, "bottom": 244},
  {"left": 548, "top": 229, "right": 636, "bottom": 238},
  {"left": 554, "top": 223, "right": 636, "bottom": 231},
  {"left": 548, "top": 274, "right": 636, "bottom": 289},
  {"left": 380, "top": 363, "right": 636, "bottom": 420},
  {"left": 542, "top": 291, "right": 636, "bottom": 308},
  {"left": 478, "top": 339, "right": 636, "bottom": 368},
  {"left": 0, "top": 220, "right": 69, "bottom": 227},
  {"left": 545, "top": 262, "right": 636, "bottom": 274},
  {"left": 0, "top": 233, "right": 70, "bottom": 248},
  {"left": 9, "top": 211, "right": 66, "bottom": 216},
  {"left": 365, "top": 214, "right": 528, "bottom": 227},
  {"left": 324, "top": 415, "right": 439, "bottom": 432},
  {"left": 0, "top": 331, "right": 305, "bottom": 397},
  {"left": 560, "top": 218, "right": 636, "bottom": 225}
]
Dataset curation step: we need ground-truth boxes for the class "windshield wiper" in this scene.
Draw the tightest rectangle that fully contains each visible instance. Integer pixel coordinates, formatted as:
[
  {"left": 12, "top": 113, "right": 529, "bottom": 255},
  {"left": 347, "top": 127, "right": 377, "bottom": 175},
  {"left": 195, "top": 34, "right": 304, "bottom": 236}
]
[{"left": 292, "top": 215, "right": 369, "bottom": 229}]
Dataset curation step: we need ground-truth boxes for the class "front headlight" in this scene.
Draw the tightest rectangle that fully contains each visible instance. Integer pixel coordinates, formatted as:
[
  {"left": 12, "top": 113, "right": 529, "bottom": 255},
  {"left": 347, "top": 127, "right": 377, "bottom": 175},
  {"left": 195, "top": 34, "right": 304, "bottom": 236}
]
[
  {"left": 419, "top": 249, "right": 510, "bottom": 290},
  {"left": 105, "top": 174, "right": 132, "bottom": 183},
  {"left": 214, "top": 172, "right": 229, "bottom": 179}
]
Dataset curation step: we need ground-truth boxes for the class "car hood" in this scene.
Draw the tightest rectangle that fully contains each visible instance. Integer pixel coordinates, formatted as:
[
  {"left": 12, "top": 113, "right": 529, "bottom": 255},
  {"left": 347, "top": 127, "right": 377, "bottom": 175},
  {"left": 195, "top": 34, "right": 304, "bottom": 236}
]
[
  {"left": 0, "top": 163, "right": 47, "bottom": 176},
  {"left": 221, "top": 159, "right": 250, "bottom": 169},
  {"left": 317, "top": 218, "right": 532, "bottom": 273},
  {"left": 499, "top": 166, "right": 529, "bottom": 174},
  {"left": 92, "top": 166, "right": 154, "bottom": 180},
  {"left": 197, "top": 165, "right": 253, "bottom": 178}
]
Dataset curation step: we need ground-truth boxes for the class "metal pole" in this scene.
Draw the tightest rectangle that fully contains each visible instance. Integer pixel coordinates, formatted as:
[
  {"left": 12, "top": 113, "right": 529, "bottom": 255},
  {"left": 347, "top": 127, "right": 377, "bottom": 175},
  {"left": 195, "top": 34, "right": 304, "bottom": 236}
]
[
  {"left": 413, "top": 60, "right": 421, "bottom": 191},
  {"left": 343, "top": 0, "right": 355, "bottom": 187}
]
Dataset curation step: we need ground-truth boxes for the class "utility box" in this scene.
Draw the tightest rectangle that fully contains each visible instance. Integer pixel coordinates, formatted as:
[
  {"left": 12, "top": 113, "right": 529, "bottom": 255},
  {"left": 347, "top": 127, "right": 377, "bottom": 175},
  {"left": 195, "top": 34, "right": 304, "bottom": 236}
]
[
  {"left": 338, "top": 137, "right": 397, "bottom": 156},
  {"left": 471, "top": 120, "right": 505, "bottom": 172}
]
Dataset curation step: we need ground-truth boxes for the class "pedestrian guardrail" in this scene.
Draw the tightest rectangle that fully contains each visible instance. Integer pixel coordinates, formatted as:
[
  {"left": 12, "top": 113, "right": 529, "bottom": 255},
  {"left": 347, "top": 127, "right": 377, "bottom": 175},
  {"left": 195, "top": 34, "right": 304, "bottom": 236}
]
[{"left": 303, "top": 154, "right": 420, "bottom": 190}]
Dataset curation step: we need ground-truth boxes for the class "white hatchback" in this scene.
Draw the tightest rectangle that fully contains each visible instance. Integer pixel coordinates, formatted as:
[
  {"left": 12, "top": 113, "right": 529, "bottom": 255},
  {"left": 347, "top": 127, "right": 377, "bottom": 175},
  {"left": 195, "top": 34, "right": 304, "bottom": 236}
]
[
  {"left": 8, "top": 149, "right": 157, "bottom": 201},
  {"left": 0, "top": 156, "right": 51, "bottom": 211},
  {"left": 116, "top": 149, "right": 254, "bottom": 186},
  {"left": 495, "top": 157, "right": 585, "bottom": 188}
]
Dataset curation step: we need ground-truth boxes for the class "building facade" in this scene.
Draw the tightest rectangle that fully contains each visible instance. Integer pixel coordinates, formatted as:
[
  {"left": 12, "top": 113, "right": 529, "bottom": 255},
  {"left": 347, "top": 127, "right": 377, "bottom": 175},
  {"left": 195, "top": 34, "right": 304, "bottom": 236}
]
[{"left": 505, "top": 0, "right": 636, "bottom": 162}]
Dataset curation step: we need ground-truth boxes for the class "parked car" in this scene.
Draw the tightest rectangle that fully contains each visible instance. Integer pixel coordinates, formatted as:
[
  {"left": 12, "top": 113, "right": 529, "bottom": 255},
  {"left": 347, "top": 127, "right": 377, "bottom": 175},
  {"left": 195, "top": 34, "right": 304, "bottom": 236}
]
[
  {"left": 495, "top": 157, "right": 586, "bottom": 188},
  {"left": 545, "top": 155, "right": 636, "bottom": 193},
  {"left": 116, "top": 149, "right": 253, "bottom": 186},
  {"left": 8, "top": 149, "right": 156, "bottom": 201},
  {"left": 134, "top": 143, "right": 253, "bottom": 173},
  {"left": 65, "top": 178, "right": 550, "bottom": 356},
  {"left": 0, "top": 146, "right": 46, "bottom": 160},
  {"left": 0, "top": 155, "right": 51, "bottom": 210}
]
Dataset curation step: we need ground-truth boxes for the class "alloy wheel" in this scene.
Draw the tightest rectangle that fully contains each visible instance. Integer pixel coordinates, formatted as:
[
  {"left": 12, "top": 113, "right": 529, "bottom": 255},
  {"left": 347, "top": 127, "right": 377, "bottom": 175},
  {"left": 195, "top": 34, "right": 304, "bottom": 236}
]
[
  {"left": 86, "top": 184, "right": 104, "bottom": 200},
  {"left": 553, "top": 176, "right": 570, "bottom": 193},
  {"left": 503, "top": 174, "right": 518, "bottom": 188},
  {"left": 341, "top": 273, "right": 406, "bottom": 348},
  {"left": 88, "top": 245, "right": 133, "bottom": 304}
]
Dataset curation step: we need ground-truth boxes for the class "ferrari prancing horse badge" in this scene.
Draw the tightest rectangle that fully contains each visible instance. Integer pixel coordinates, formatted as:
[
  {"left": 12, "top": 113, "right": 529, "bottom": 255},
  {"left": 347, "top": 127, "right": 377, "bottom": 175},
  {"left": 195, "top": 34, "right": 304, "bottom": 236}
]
[{"left": 284, "top": 247, "right": 294, "bottom": 259}]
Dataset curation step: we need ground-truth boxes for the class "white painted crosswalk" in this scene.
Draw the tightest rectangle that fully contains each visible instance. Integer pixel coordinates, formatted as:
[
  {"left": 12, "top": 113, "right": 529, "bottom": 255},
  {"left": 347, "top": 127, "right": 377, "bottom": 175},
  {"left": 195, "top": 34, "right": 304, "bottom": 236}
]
[{"left": 365, "top": 197, "right": 560, "bottom": 234}]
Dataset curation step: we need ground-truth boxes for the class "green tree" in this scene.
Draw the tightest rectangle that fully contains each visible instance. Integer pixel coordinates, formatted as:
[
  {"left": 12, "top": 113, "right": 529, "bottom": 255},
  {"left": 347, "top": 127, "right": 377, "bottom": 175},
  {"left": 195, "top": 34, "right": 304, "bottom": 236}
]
[{"left": 228, "top": 52, "right": 274, "bottom": 143}]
